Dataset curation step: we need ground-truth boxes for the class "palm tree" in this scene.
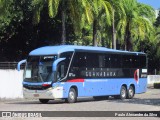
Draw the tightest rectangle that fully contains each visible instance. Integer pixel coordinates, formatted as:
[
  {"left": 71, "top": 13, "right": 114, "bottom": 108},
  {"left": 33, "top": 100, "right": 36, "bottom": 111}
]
[
  {"left": 108, "top": 0, "right": 125, "bottom": 49},
  {"left": 32, "top": 0, "right": 60, "bottom": 24},
  {"left": 90, "top": 0, "right": 112, "bottom": 46},
  {"left": 60, "top": 0, "right": 93, "bottom": 44},
  {"left": 117, "top": 0, "right": 155, "bottom": 51},
  {"left": 32, "top": 0, "right": 93, "bottom": 44}
]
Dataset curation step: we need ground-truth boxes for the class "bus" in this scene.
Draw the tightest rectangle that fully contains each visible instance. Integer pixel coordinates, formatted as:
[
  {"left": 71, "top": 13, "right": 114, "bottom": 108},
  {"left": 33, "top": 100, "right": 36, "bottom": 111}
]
[{"left": 17, "top": 45, "right": 147, "bottom": 103}]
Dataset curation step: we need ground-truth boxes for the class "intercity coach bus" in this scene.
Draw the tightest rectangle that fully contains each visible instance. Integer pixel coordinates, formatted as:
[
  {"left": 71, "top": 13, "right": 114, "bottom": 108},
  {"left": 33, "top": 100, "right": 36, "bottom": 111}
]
[{"left": 17, "top": 45, "right": 147, "bottom": 103}]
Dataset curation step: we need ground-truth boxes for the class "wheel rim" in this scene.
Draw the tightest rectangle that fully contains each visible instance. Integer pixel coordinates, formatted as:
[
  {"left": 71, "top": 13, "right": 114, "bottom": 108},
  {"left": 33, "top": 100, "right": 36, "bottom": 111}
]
[
  {"left": 121, "top": 88, "right": 126, "bottom": 98},
  {"left": 69, "top": 91, "right": 75, "bottom": 100},
  {"left": 129, "top": 88, "right": 134, "bottom": 97}
]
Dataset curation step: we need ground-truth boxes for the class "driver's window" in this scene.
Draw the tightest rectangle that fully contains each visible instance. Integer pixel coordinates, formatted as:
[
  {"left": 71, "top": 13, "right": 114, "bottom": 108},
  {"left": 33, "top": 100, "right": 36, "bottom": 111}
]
[{"left": 57, "top": 62, "right": 66, "bottom": 80}]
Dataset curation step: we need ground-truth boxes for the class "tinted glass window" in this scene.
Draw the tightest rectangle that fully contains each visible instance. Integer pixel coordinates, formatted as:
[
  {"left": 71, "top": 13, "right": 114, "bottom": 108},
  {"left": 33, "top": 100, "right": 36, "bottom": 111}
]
[
  {"left": 110, "top": 54, "right": 122, "bottom": 68},
  {"left": 99, "top": 55, "right": 105, "bottom": 68},
  {"left": 105, "top": 54, "right": 111, "bottom": 68},
  {"left": 72, "top": 52, "right": 86, "bottom": 68},
  {"left": 122, "top": 55, "right": 132, "bottom": 68},
  {"left": 139, "top": 56, "right": 146, "bottom": 68},
  {"left": 86, "top": 53, "right": 99, "bottom": 68},
  {"left": 60, "top": 52, "right": 73, "bottom": 67},
  {"left": 132, "top": 55, "right": 140, "bottom": 68}
]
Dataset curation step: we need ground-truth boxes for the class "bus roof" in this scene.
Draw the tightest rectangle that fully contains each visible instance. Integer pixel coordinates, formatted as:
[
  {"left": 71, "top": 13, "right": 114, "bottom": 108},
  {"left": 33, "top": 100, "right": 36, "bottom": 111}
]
[{"left": 29, "top": 45, "right": 145, "bottom": 56}]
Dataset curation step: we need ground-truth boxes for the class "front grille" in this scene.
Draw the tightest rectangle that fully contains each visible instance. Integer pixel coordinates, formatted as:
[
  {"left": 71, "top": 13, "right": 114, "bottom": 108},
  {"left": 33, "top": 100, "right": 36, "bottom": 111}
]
[{"left": 23, "top": 84, "right": 51, "bottom": 90}]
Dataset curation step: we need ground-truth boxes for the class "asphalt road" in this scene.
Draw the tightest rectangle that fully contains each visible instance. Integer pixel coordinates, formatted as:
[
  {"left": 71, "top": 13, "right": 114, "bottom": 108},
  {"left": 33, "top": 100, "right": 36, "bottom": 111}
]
[{"left": 0, "top": 87, "right": 159, "bottom": 120}]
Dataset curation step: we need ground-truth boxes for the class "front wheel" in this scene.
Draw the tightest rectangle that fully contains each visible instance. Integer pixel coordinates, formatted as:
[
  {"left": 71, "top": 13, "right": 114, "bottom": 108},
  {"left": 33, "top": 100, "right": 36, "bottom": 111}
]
[
  {"left": 66, "top": 88, "right": 77, "bottom": 103},
  {"left": 39, "top": 99, "right": 49, "bottom": 104}
]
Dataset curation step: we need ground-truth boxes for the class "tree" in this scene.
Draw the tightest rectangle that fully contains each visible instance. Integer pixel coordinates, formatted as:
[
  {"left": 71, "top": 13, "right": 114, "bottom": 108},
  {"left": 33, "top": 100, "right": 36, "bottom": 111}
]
[
  {"left": 90, "top": 0, "right": 112, "bottom": 46},
  {"left": 108, "top": 0, "right": 125, "bottom": 49},
  {"left": 154, "top": 10, "right": 160, "bottom": 27},
  {"left": 117, "top": 0, "right": 155, "bottom": 51},
  {"left": 31, "top": 0, "right": 92, "bottom": 44},
  {"left": 0, "top": 0, "right": 23, "bottom": 41},
  {"left": 32, "top": 0, "right": 60, "bottom": 24}
]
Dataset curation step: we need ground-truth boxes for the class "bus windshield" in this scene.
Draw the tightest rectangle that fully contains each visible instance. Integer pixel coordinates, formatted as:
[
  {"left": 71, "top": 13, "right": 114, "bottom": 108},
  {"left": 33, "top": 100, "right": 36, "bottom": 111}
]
[{"left": 24, "top": 55, "right": 57, "bottom": 83}]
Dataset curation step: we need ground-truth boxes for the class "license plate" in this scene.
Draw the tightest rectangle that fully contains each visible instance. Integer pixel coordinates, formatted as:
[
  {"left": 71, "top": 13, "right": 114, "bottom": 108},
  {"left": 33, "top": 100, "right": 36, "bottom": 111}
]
[{"left": 34, "top": 94, "right": 39, "bottom": 97}]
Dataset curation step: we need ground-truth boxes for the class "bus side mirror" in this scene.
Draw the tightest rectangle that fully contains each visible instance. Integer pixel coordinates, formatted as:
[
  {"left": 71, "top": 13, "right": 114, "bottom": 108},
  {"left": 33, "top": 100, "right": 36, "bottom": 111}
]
[
  {"left": 52, "top": 58, "right": 66, "bottom": 72},
  {"left": 17, "top": 59, "right": 26, "bottom": 71}
]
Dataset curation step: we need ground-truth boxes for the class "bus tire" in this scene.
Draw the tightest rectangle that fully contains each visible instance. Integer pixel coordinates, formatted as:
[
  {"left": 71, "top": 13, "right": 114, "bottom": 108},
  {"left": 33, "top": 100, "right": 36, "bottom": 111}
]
[
  {"left": 39, "top": 99, "right": 49, "bottom": 104},
  {"left": 127, "top": 86, "right": 135, "bottom": 99},
  {"left": 120, "top": 86, "right": 127, "bottom": 100},
  {"left": 67, "top": 88, "right": 77, "bottom": 103}
]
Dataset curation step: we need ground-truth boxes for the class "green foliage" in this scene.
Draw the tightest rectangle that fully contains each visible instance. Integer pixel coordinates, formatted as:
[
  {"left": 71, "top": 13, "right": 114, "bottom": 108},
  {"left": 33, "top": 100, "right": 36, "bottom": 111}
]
[
  {"left": 116, "top": 0, "right": 155, "bottom": 50},
  {"left": 48, "top": 0, "right": 60, "bottom": 18},
  {"left": 0, "top": 0, "right": 23, "bottom": 41},
  {"left": 154, "top": 10, "right": 160, "bottom": 27},
  {"left": 0, "top": 0, "right": 159, "bottom": 74}
]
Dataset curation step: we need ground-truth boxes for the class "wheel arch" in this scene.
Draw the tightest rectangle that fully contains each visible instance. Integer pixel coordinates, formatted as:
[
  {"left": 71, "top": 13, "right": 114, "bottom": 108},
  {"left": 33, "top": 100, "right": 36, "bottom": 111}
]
[{"left": 122, "top": 84, "right": 127, "bottom": 89}]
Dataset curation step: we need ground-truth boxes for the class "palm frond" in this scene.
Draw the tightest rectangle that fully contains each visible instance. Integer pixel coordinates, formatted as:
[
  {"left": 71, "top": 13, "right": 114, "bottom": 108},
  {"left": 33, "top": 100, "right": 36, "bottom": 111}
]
[{"left": 48, "top": 0, "right": 60, "bottom": 18}]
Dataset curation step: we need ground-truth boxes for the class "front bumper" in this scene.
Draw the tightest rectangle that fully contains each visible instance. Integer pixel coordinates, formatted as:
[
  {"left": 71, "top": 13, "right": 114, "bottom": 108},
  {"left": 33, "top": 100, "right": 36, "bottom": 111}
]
[{"left": 23, "top": 87, "right": 64, "bottom": 99}]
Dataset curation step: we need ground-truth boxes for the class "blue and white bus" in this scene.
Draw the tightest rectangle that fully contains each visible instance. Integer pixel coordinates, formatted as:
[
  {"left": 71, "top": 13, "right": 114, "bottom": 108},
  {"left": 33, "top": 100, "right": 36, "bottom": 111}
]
[{"left": 17, "top": 45, "right": 147, "bottom": 103}]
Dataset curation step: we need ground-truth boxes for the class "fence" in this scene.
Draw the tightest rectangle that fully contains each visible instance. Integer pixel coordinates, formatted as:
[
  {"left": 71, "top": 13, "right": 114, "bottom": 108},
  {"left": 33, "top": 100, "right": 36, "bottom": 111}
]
[{"left": 0, "top": 62, "right": 24, "bottom": 69}]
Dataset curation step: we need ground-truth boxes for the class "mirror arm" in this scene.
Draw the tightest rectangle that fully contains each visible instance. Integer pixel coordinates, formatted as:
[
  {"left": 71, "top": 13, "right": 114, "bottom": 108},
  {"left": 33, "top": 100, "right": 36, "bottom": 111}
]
[
  {"left": 52, "top": 58, "right": 66, "bottom": 72},
  {"left": 17, "top": 59, "right": 26, "bottom": 71}
]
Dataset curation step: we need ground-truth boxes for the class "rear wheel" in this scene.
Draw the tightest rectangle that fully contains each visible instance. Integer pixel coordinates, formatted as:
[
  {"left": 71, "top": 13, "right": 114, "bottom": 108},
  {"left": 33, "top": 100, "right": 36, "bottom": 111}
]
[
  {"left": 127, "top": 86, "right": 135, "bottom": 99},
  {"left": 120, "top": 86, "right": 127, "bottom": 100},
  {"left": 115, "top": 86, "right": 127, "bottom": 100},
  {"left": 39, "top": 99, "right": 49, "bottom": 104},
  {"left": 66, "top": 88, "right": 77, "bottom": 103}
]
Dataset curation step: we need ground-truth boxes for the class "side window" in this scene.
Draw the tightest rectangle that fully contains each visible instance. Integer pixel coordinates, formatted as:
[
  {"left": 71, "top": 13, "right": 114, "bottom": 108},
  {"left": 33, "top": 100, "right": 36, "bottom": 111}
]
[
  {"left": 72, "top": 52, "right": 86, "bottom": 68},
  {"left": 86, "top": 53, "right": 99, "bottom": 68},
  {"left": 60, "top": 52, "right": 73, "bottom": 67},
  {"left": 122, "top": 55, "right": 132, "bottom": 68},
  {"left": 110, "top": 54, "right": 122, "bottom": 68},
  {"left": 57, "top": 62, "right": 66, "bottom": 80},
  {"left": 139, "top": 55, "right": 146, "bottom": 68},
  {"left": 69, "top": 52, "right": 86, "bottom": 78},
  {"left": 57, "top": 52, "right": 73, "bottom": 80},
  {"left": 132, "top": 55, "right": 140, "bottom": 68},
  {"left": 130, "top": 55, "right": 146, "bottom": 68},
  {"left": 105, "top": 54, "right": 111, "bottom": 68},
  {"left": 99, "top": 55, "right": 105, "bottom": 68}
]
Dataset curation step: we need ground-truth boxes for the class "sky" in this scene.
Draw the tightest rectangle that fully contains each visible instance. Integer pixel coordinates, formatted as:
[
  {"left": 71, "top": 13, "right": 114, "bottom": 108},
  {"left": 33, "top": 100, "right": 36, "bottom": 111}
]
[{"left": 138, "top": 0, "right": 160, "bottom": 9}]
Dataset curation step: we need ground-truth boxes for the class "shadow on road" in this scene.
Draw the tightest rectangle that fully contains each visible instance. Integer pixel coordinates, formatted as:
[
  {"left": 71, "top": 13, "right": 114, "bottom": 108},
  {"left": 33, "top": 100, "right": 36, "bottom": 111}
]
[
  {"left": 107, "top": 98, "right": 160, "bottom": 106},
  {"left": 5, "top": 97, "right": 160, "bottom": 107}
]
